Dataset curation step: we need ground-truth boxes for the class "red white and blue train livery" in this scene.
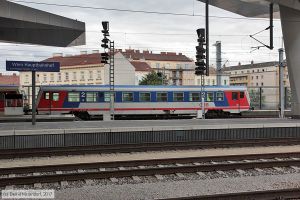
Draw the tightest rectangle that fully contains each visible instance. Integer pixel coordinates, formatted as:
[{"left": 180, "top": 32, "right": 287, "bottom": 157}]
[{"left": 36, "top": 85, "right": 250, "bottom": 119}]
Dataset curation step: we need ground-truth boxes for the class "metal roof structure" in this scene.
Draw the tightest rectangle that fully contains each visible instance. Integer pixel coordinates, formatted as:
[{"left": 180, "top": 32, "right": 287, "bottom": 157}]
[{"left": 0, "top": 0, "right": 85, "bottom": 47}]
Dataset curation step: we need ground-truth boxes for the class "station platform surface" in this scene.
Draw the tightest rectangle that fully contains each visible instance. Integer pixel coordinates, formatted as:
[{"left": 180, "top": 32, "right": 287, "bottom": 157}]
[
  {"left": 0, "top": 118, "right": 300, "bottom": 136},
  {"left": 0, "top": 115, "right": 75, "bottom": 123}
]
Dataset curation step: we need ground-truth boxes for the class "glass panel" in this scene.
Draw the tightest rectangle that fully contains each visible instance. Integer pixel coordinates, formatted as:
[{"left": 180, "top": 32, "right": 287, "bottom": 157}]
[
  {"left": 52, "top": 93, "right": 59, "bottom": 101},
  {"left": 86, "top": 92, "right": 98, "bottom": 102},
  {"left": 68, "top": 92, "right": 80, "bottom": 102},
  {"left": 45, "top": 92, "right": 50, "bottom": 100},
  {"left": 122, "top": 92, "right": 133, "bottom": 102},
  {"left": 140, "top": 92, "right": 151, "bottom": 102},
  {"left": 207, "top": 92, "right": 214, "bottom": 102},
  {"left": 104, "top": 92, "right": 115, "bottom": 102},
  {"left": 189, "top": 93, "right": 200, "bottom": 102},
  {"left": 173, "top": 92, "right": 184, "bottom": 102},
  {"left": 216, "top": 92, "right": 224, "bottom": 101},
  {"left": 240, "top": 92, "right": 245, "bottom": 99},
  {"left": 157, "top": 92, "right": 168, "bottom": 102},
  {"left": 232, "top": 92, "right": 238, "bottom": 100}
]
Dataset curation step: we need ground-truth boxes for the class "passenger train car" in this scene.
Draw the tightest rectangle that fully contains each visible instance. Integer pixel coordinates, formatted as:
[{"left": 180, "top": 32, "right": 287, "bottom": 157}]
[
  {"left": 0, "top": 85, "right": 23, "bottom": 116},
  {"left": 36, "top": 85, "right": 250, "bottom": 119}
]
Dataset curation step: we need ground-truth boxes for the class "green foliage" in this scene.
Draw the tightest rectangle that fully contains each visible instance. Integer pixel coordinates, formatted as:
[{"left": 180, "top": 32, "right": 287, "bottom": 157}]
[{"left": 139, "top": 71, "right": 166, "bottom": 85}]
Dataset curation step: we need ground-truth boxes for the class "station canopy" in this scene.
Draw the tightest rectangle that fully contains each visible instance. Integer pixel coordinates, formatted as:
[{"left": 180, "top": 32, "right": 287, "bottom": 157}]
[{"left": 0, "top": 0, "right": 85, "bottom": 47}]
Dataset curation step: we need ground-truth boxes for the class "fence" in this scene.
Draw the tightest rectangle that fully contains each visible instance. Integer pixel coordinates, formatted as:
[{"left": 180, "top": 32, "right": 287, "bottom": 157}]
[{"left": 247, "top": 87, "right": 291, "bottom": 110}]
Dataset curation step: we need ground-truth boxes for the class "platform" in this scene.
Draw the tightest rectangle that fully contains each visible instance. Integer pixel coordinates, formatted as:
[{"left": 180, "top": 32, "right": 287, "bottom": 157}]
[
  {"left": 0, "top": 118, "right": 299, "bottom": 150},
  {"left": 0, "top": 115, "right": 75, "bottom": 123}
]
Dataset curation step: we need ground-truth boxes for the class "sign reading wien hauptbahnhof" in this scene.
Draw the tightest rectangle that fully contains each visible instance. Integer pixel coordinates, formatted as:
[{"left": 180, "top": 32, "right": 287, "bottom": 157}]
[{"left": 6, "top": 61, "right": 60, "bottom": 72}]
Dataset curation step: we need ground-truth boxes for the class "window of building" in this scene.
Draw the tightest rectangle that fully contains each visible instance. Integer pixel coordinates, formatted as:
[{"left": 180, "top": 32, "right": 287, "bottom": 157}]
[
  {"left": 97, "top": 71, "right": 101, "bottom": 79},
  {"left": 252, "top": 70, "right": 254, "bottom": 73},
  {"left": 72, "top": 72, "right": 77, "bottom": 80},
  {"left": 232, "top": 92, "right": 238, "bottom": 100},
  {"left": 256, "top": 83, "right": 259, "bottom": 86},
  {"left": 257, "top": 69, "right": 259, "bottom": 72},
  {"left": 261, "top": 75, "right": 263, "bottom": 79},
  {"left": 52, "top": 93, "right": 59, "bottom": 101},
  {"left": 86, "top": 92, "right": 98, "bottom": 102},
  {"left": 157, "top": 92, "right": 168, "bottom": 102},
  {"left": 241, "top": 71, "right": 244, "bottom": 74},
  {"left": 185, "top": 64, "right": 189, "bottom": 69},
  {"left": 65, "top": 72, "right": 69, "bottom": 81},
  {"left": 173, "top": 92, "right": 184, "bottom": 102},
  {"left": 207, "top": 92, "right": 214, "bottom": 102},
  {"left": 80, "top": 71, "right": 85, "bottom": 80},
  {"left": 50, "top": 73, "right": 54, "bottom": 82},
  {"left": 189, "top": 93, "right": 200, "bottom": 102},
  {"left": 235, "top": 71, "right": 237, "bottom": 75},
  {"left": 44, "top": 92, "right": 50, "bottom": 100},
  {"left": 57, "top": 73, "right": 61, "bottom": 82},
  {"left": 68, "top": 92, "right": 80, "bottom": 102},
  {"left": 261, "top": 82, "right": 264, "bottom": 86},
  {"left": 262, "top": 69, "right": 265, "bottom": 72},
  {"left": 156, "top": 63, "right": 160, "bottom": 69},
  {"left": 122, "top": 92, "right": 134, "bottom": 102},
  {"left": 212, "top": 80, "right": 215, "bottom": 85},
  {"left": 207, "top": 79, "right": 210, "bottom": 85},
  {"left": 247, "top": 70, "right": 250, "bottom": 73},
  {"left": 89, "top": 71, "right": 93, "bottom": 79},
  {"left": 140, "top": 92, "right": 151, "bottom": 102},
  {"left": 224, "top": 80, "right": 227, "bottom": 85},
  {"left": 43, "top": 74, "right": 47, "bottom": 82},
  {"left": 256, "top": 76, "right": 259, "bottom": 79},
  {"left": 251, "top": 76, "right": 254, "bottom": 80},
  {"left": 25, "top": 74, "right": 29, "bottom": 82}
]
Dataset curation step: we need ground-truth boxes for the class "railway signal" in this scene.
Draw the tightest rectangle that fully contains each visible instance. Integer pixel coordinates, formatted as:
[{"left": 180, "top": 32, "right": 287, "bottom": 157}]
[
  {"left": 101, "top": 21, "right": 115, "bottom": 120},
  {"left": 195, "top": 28, "right": 206, "bottom": 76}
]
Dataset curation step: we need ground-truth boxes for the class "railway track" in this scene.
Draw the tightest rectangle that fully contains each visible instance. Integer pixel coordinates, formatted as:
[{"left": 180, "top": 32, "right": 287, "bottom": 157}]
[
  {"left": 1, "top": 137, "right": 300, "bottom": 159},
  {"left": 157, "top": 188, "right": 300, "bottom": 200},
  {"left": 1, "top": 152, "right": 300, "bottom": 187}
]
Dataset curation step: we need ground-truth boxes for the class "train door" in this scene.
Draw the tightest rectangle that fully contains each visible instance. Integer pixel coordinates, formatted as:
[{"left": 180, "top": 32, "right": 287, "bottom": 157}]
[
  {"left": 232, "top": 91, "right": 240, "bottom": 113},
  {"left": 45, "top": 92, "right": 60, "bottom": 115}
]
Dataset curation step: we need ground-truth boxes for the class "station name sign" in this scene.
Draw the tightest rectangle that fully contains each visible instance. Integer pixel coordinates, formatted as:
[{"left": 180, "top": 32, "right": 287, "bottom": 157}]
[{"left": 6, "top": 61, "right": 60, "bottom": 72}]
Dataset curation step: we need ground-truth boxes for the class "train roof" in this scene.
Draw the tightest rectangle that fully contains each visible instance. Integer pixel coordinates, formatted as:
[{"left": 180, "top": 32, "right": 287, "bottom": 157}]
[
  {"left": 0, "top": 85, "right": 19, "bottom": 91},
  {"left": 39, "top": 85, "right": 247, "bottom": 91}
]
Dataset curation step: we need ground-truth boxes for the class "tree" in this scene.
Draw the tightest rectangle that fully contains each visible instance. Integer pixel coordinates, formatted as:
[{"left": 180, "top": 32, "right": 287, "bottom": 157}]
[{"left": 139, "top": 71, "right": 166, "bottom": 85}]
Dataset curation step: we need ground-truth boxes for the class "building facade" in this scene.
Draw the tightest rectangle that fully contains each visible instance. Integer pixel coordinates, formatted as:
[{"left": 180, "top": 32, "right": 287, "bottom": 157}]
[
  {"left": 130, "top": 61, "right": 152, "bottom": 85},
  {"left": 0, "top": 73, "right": 19, "bottom": 85},
  {"left": 194, "top": 67, "right": 230, "bottom": 86},
  {"left": 120, "top": 49, "right": 195, "bottom": 85}
]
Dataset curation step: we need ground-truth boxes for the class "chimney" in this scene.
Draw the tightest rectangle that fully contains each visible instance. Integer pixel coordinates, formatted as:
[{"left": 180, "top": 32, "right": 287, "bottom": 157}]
[
  {"left": 161, "top": 52, "right": 167, "bottom": 55},
  {"left": 80, "top": 51, "right": 88, "bottom": 55},
  {"left": 179, "top": 53, "right": 182, "bottom": 56},
  {"left": 238, "top": 62, "right": 241, "bottom": 66},
  {"left": 135, "top": 50, "right": 140, "bottom": 53},
  {"left": 92, "top": 50, "right": 99, "bottom": 54},
  {"left": 143, "top": 50, "right": 149, "bottom": 54},
  {"left": 53, "top": 53, "right": 63, "bottom": 57},
  {"left": 251, "top": 60, "right": 254, "bottom": 65}
]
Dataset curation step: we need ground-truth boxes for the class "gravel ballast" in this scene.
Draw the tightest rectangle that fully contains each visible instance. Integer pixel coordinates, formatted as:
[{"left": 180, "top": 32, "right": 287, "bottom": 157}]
[{"left": 54, "top": 173, "right": 300, "bottom": 200}]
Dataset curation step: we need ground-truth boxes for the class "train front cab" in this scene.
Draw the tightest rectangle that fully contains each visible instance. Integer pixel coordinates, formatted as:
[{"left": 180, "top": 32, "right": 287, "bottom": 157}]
[
  {"left": 0, "top": 92, "right": 23, "bottom": 116},
  {"left": 229, "top": 90, "right": 250, "bottom": 114}
]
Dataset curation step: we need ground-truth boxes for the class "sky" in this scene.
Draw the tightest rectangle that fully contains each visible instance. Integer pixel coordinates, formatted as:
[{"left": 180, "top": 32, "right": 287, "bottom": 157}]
[{"left": 0, "top": 0, "right": 285, "bottom": 73}]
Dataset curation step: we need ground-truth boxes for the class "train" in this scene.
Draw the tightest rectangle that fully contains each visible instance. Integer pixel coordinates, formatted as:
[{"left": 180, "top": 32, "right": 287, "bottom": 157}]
[
  {"left": 0, "top": 85, "right": 23, "bottom": 116},
  {"left": 35, "top": 85, "right": 250, "bottom": 119}
]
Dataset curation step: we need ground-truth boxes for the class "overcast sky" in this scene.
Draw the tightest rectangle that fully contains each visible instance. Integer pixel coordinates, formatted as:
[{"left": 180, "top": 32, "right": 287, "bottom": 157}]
[{"left": 1, "top": 0, "right": 285, "bottom": 73}]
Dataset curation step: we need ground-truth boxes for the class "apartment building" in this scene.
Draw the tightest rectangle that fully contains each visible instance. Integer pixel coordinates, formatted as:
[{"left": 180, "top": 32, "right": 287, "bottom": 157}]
[
  {"left": 223, "top": 61, "right": 289, "bottom": 87},
  {"left": 120, "top": 49, "right": 195, "bottom": 85},
  {"left": 0, "top": 73, "right": 19, "bottom": 85},
  {"left": 194, "top": 67, "right": 230, "bottom": 86}
]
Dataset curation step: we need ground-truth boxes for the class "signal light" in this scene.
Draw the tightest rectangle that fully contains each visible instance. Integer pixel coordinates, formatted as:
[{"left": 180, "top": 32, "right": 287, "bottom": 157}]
[
  {"left": 195, "top": 28, "right": 206, "bottom": 76},
  {"left": 101, "top": 53, "right": 109, "bottom": 64}
]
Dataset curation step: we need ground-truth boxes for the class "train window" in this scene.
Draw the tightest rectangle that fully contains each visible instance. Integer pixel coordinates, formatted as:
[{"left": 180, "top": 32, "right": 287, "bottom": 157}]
[
  {"left": 52, "top": 93, "right": 59, "bottom": 101},
  {"left": 0, "top": 93, "right": 4, "bottom": 100},
  {"left": 44, "top": 92, "right": 50, "bottom": 100},
  {"left": 68, "top": 92, "right": 80, "bottom": 102},
  {"left": 206, "top": 92, "right": 214, "bottom": 102},
  {"left": 240, "top": 92, "right": 245, "bottom": 99},
  {"left": 104, "top": 92, "right": 116, "bottom": 102},
  {"left": 216, "top": 92, "right": 224, "bottom": 101},
  {"left": 173, "top": 92, "right": 184, "bottom": 102},
  {"left": 86, "top": 92, "right": 98, "bottom": 102},
  {"left": 122, "top": 92, "right": 134, "bottom": 102},
  {"left": 189, "top": 93, "right": 200, "bottom": 102},
  {"left": 157, "top": 92, "right": 168, "bottom": 102},
  {"left": 140, "top": 92, "right": 151, "bottom": 102},
  {"left": 232, "top": 92, "right": 238, "bottom": 100}
]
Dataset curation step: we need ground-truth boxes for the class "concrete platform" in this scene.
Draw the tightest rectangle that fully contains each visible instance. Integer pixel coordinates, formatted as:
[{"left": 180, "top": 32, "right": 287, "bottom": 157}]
[
  {"left": 0, "top": 115, "right": 75, "bottom": 123},
  {"left": 0, "top": 118, "right": 299, "bottom": 136}
]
